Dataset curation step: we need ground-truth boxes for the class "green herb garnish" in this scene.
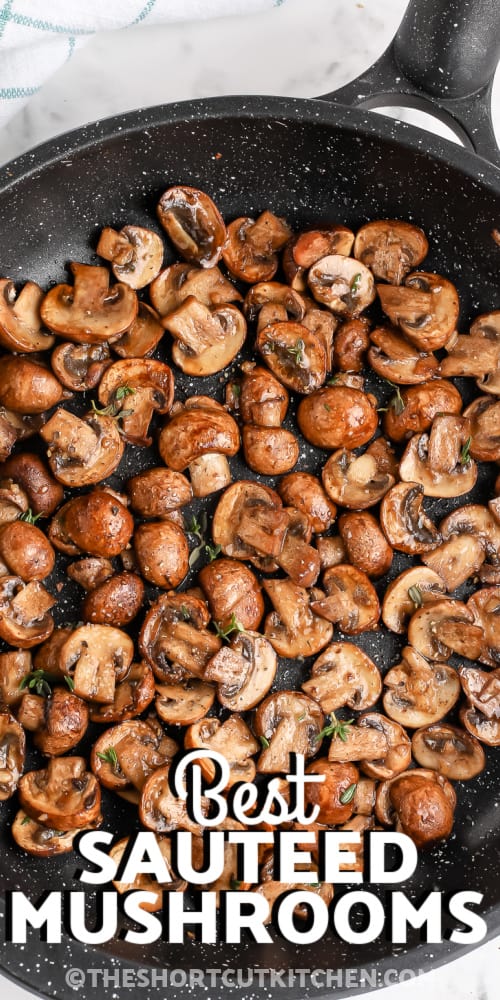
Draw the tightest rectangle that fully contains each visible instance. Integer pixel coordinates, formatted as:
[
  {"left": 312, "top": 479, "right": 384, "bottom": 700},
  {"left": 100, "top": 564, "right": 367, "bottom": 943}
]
[
  {"left": 18, "top": 508, "right": 42, "bottom": 525},
  {"left": 97, "top": 747, "right": 119, "bottom": 768},
  {"left": 91, "top": 385, "right": 136, "bottom": 420},
  {"left": 188, "top": 512, "right": 209, "bottom": 568},
  {"left": 230, "top": 878, "right": 241, "bottom": 890},
  {"left": 20, "top": 815, "right": 31, "bottom": 825},
  {"left": 19, "top": 670, "right": 55, "bottom": 698},
  {"left": 350, "top": 273, "right": 362, "bottom": 295},
  {"left": 214, "top": 613, "right": 245, "bottom": 642},
  {"left": 259, "top": 735, "right": 270, "bottom": 750},
  {"left": 408, "top": 585, "right": 423, "bottom": 608},
  {"left": 287, "top": 338, "right": 305, "bottom": 364},
  {"left": 205, "top": 543, "right": 222, "bottom": 562},
  {"left": 315, "top": 713, "right": 354, "bottom": 743},
  {"left": 460, "top": 436, "right": 472, "bottom": 465},
  {"left": 340, "top": 783, "right": 357, "bottom": 805},
  {"left": 180, "top": 604, "right": 191, "bottom": 621}
]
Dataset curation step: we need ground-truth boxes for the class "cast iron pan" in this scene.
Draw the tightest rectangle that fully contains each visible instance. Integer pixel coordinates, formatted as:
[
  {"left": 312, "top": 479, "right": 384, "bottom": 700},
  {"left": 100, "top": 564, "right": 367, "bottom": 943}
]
[{"left": 0, "top": 0, "right": 500, "bottom": 997}]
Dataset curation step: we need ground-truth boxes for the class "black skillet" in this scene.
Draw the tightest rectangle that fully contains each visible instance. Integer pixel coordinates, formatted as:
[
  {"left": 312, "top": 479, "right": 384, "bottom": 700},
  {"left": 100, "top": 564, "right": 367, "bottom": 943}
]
[{"left": 0, "top": 0, "right": 500, "bottom": 997}]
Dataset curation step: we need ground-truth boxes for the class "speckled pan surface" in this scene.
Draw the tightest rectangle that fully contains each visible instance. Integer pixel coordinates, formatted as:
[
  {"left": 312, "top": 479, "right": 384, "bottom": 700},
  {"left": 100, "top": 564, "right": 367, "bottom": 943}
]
[{"left": 0, "top": 96, "right": 500, "bottom": 1000}]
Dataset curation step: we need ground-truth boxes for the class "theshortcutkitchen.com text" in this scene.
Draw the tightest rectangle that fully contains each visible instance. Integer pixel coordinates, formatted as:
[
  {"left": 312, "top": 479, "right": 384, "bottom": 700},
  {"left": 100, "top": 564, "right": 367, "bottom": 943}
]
[{"left": 4, "top": 751, "right": 486, "bottom": 946}]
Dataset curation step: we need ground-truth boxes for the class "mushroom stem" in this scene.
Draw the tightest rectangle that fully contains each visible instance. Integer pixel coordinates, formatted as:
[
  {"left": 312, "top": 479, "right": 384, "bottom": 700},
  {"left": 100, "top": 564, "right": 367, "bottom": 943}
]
[{"left": 188, "top": 453, "right": 231, "bottom": 497}]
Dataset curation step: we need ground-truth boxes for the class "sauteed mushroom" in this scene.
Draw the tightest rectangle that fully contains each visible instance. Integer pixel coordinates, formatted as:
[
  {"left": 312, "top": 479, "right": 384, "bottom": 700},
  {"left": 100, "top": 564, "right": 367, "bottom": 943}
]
[
  {"left": 18, "top": 686, "right": 89, "bottom": 756},
  {"left": 338, "top": 512, "right": 393, "bottom": 577},
  {"left": 382, "top": 567, "right": 446, "bottom": 633},
  {"left": 155, "top": 677, "right": 216, "bottom": 727},
  {"left": 127, "top": 467, "right": 192, "bottom": 519},
  {"left": 19, "top": 757, "right": 101, "bottom": 830},
  {"left": 0, "top": 577, "right": 55, "bottom": 648},
  {"left": 377, "top": 272, "right": 459, "bottom": 351},
  {"left": 92, "top": 719, "right": 177, "bottom": 796},
  {"left": 49, "top": 490, "right": 134, "bottom": 558},
  {"left": 302, "top": 643, "right": 382, "bottom": 713},
  {"left": 12, "top": 810, "right": 98, "bottom": 858},
  {"left": 222, "top": 210, "right": 291, "bottom": 283},
  {"left": 0, "top": 707, "right": 25, "bottom": 800},
  {"left": 97, "top": 224, "right": 163, "bottom": 289},
  {"left": 297, "top": 385, "right": 378, "bottom": 450},
  {"left": 1, "top": 452, "right": 63, "bottom": 516},
  {"left": 354, "top": 220, "right": 428, "bottom": 284},
  {"left": 212, "top": 480, "right": 287, "bottom": 571},
  {"left": 164, "top": 296, "right": 247, "bottom": 376},
  {"left": 243, "top": 424, "right": 299, "bottom": 475},
  {"left": 40, "top": 408, "right": 124, "bottom": 487},
  {"left": 308, "top": 256, "right": 375, "bottom": 315},
  {"left": 383, "top": 379, "right": 462, "bottom": 442},
  {"left": 0, "top": 478, "right": 29, "bottom": 524},
  {"left": 89, "top": 662, "right": 155, "bottom": 724},
  {"left": 157, "top": 186, "right": 227, "bottom": 268},
  {"left": 185, "top": 715, "right": 259, "bottom": 787},
  {"left": 134, "top": 520, "right": 189, "bottom": 589},
  {"left": 383, "top": 646, "right": 461, "bottom": 727},
  {"left": 113, "top": 302, "right": 164, "bottom": 359},
  {"left": 257, "top": 321, "right": 327, "bottom": 394},
  {"left": 150, "top": 263, "right": 241, "bottom": 317},
  {"left": 97, "top": 358, "right": 174, "bottom": 446},
  {"left": 0, "top": 520, "right": 55, "bottom": 581},
  {"left": 376, "top": 768, "right": 456, "bottom": 848},
  {"left": 254, "top": 691, "right": 324, "bottom": 773},
  {"left": 204, "top": 630, "right": 277, "bottom": 712},
  {"left": 41, "top": 263, "right": 137, "bottom": 344},
  {"left": 310, "top": 565, "right": 380, "bottom": 634},
  {"left": 238, "top": 363, "right": 289, "bottom": 427},
  {"left": 0, "top": 650, "right": 31, "bottom": 706},
  {"left": 82, "top": 572, "right": 144, "bottom": 627},
  {"left": 380, "top": 482, "right": 440, "bottom": 554},
  {"left": 0, "top": 355, "right": 66, "bottom": 414},
  {"left": 357, "top": 713, "right": 412, "bottom": 781},
  {"left": 262, "top": 578, "right": 333, "bottom": 658},
  {"left": 467, "top": 587, "right": 500, "bottom": 667},
  {"left": 332, "top": 317, "right": 371, "bottom": 372},
  {"left": 368, "top": 325, "right": 438, "bottom": 384},
  {"left": 198, "top": 558, "right": 264, "bottom": 631},
  {"left": 304, "top": 760, "right": 359, "bottom": 824},
  {"left": 463, "top": 396, "right": 500, "bottom": 462},
  {"left": 140, "top": 592, "right": 221, "bottom": 680},
  {"left": 140, "top": 763, "right": 208, "bottom": 835},
  {"left": 159, "top": 397, "right": 240, "bottom": 497},
  {"left": 422, "top": 534, "right": 485, "bottom": 591},
  {"left": 412, "top": 723, "right": 485, "bottom": 780},
  {"left": 286, "top": 224, "right": 355, "bottom": 289},
  {"left": 408, "top": 599, "right": 483, "bottom": 661},
  {"left": 399, "top": 415, "right": 477, "bottom": 497},
  {"left": 51, "top": 342, "right": 111, "bottom": 392},
  {"left": 322, "top": 448, "right": 395, "bottom": 510},
  {"left": 439, "top": 312, "right": 500, "bottom": 377},
  {"left": 278, "top": 473, "right": 336, "bottom": 534},
  {"left": 59, "top": 624, "right": 134, "bottom": 703},
  {"left": 0, "top": 279, "right": 54, "bottom": 353}
]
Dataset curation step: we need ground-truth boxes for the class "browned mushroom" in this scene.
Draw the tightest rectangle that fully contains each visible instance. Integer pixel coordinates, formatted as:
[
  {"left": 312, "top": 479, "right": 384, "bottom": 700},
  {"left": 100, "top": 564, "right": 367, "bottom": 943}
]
[
  {"left": 462, "top": 396, "right": 500, "bottom": 462},
  {"left": 304, "top": 760, "right": 359, "bottom": 824},
  {"left": 332, "top": 317, "right": 371, "bottom": 371},
  {"left": 310, "top": 565, "right": 380, "bottom": 634},
  {"left": 316, "top": 535, "right": 347, "bottom": 571},
  {"left": 92, "top": 719, "right": 177, "bottom": 797},
  {"left": 0, "top": 577, "right": 55, "bottom": 648},
  {"left": 440, "top": 504, "right": 500, "bottom": 575},
  {"left": 355, "top": 713, "right": 412, "bottom": 781},
  {"left": 257, "top": 321, "right": 327, "bottom": 394},
  {"left": 354, "top": 220, "right": 428, "bottom": 284},
  {"left": 421, "top": 534, "right": 485, "bottom": 591},
  {"left": 0, "top": 279, "right": 54, "bottom": 353},
  {"left": 380, "top": 482, "right": 440, "bottom": 554},
  {"left": 467, "top": 587, "right": 500, "bottom": 667},
  {"left": 238, "top": 363, "right": 289, "bottom": 427},
  {"left": 0, "top": 478, "right": 30, "bottom": 524},
  {"left": 155, "top": 676, "right": 216, "bottom": 727},
  {"left": 112, "top": 301, "right": 165, "bottom": 359},
  {"left": 368, "top": 325, "right": 439, "bottom": 383},
  {"left": 139, "top": 762, "right": 208, "bottom": 834},
  {"left": 110, "top": 835, "right": 186, "bottom": 909},
  {"left": 1, "top": 452, "right": 63, "bottom": 516},
  {"left": 278, "top": 473, "right": 336, "bottom": 534},
  {"left": 11, "top": 810, "right": 99, "bottom": 857},
  {"left": 41, "top": 263, "right": 137, "bottom": 344},
  {"left": 408, "top": 599, "right": 484, "bottom": 661},
  {"left": 322, "top": 447, "right": 396, "bottom": 510},
  {"left": 381, "top": 567, "right": 447, "bottom": 634},
  {"left": 204, "top": 629, "right": 277, "bottom": 712},
  {"left": 157, "top": 186, "right": 227, "bottom": 268},
  {"left": 243, "top": 282, "right": 306, "bottom": 331},
  {"left": 198, "top": 558, "right": 264, "bottom": 632},
  {"left": 18, "top": 757, "right": 101, "bottom": 830},
  {"left": 263, "top": 578, "right": 333, "bottom": 658},
  {"left": 242, "top": 424, "right": 299, "bottom": 475},
  {"left": 158, "top": 397, "right": 240, "bottom": 497},
  {"left": 97, "top": 358, "right": 174, "bottom": 446},
  {"left": 0, "top": 520, "right": 55, "bottom": 581},
  {"left": 377, "top": 272, "right": 459, "bottom": 351},
  {"left": 59, "top": 624, "right": 134, "bottom": 703},
  {"left": 40, "top": 408, "right": 125, "bottom": 487},
  {"left": 439, "top": 312, "right": 500, "bottom": 377},
  {"left": 97, "top": 225, "right": 164, "bottom": 289},
  {"left": 33, "top": 628, "right": 72, "bottom": 676},
  {"left": 0, "top": 355, "right": 66, "bottom": 413},
  {"left": 284, "top": 225, "right": 355, "bottom": 292},
  {"left": 185, "top": 715, "right": 259, "bottom": 787},
  {"left": 164, "top": 296, "right": 247, "bottom": 376},
  {"left": 376, "top": 768, "right": 456, "bottom": 848},
  {"left": 254, "top": 690, "right": 324, "bottom": 773},
  {"left": 134, "top": 520, "right": 188, "bottom": 589},
  {"left": 89, "top": 662, "right": 155, "bottom": 724},
  {"left": 0, "top": 650, "right": 31, "bottom": 706},
  {"left": 383, "top": 646, "right": 461, "bottom": 727},
  {"left": 49, "top": 490, "right": 134, "bottom": 558},
  {"left": 460, "top": 704, "right": 500, "bottom": 746},
  {"left": 139, "top": 592, "right": 221, "bottom": 681},
  {"left": 302, "top": 642, "right": 382, "bottom": 713},
  {"left": 308, "top": 256, "right": 375, "bottom": 315},
  {"left": 222, "top": 210, "right": 291, "bottom": 283},
  {"left": 18, "top": 686, "right": 89, "bottom": 756},
  {"left": 459, "top": 664, "right": 500, "bottom": 719},
  {"left": 383, "top": 379, "right": 463, "bottom": 442},
  {"left": 0, "top": 706, "right": 25, "bottom": 800},
  {"left": 297, "top": 386, "right": 378, "bottom": 450},
  {"left": 399, "top": 415, "right": 477, "bottom": 497},
  {"left": 212, "top": 480, "right": 287, "bottom": 572},
  {"left": 82, "top": 572, "right": 144, "bottom": 626},
  {"left": 412, "top": 723, "right": 485, "bottom": 780},
  {"left": 51, "top": 342, "right": 111, "bottom": 392},
  {"left": 150, "top": 263, "right": 241, "bottom": 318},
  {"left": 338, "top": 512, "right": 393, "bottom": 577},
  {"left": 127, "top": 467, "right": 192, "bottom": 519}
]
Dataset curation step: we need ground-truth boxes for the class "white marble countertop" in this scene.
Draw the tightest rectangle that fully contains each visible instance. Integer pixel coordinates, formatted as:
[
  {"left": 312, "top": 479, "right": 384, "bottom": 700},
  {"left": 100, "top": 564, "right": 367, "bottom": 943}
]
[{"left": 0, "top": 0, "right": 499, "bottom": 998}]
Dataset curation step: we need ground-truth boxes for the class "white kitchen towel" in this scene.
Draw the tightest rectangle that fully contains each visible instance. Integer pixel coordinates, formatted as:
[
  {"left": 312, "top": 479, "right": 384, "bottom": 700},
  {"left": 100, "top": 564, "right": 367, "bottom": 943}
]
[{"left": 0, "top": 0, "right": 283, "bottom": 130}]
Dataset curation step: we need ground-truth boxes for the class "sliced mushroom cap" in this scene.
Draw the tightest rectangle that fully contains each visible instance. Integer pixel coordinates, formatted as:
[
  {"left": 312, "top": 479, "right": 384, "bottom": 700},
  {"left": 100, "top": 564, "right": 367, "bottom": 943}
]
[
  {"left": 139, "top": 592, "right": 221, "bottom": 681},
  {"left": 462, "top": 396, "right": 500, "bottom": 462},
  {"left": 222, "top": 211, "right": 291, "bottom": 283},
  {"left": 310, "top": 565, "right": 380, "bottom": 634},
  {"left": 460, "top": 704, "right": 500, "bottom": 747},
  {"left": 243, "top": 424, "right": 299, "bottom": 476},
  {"left": 439, "top": 311, "right": 500, "bottom": 377},
  {"left": 157, "top": 186, "right": 226, "bottom": 268},
  {"left": 41, "top": 263, "right": 138, "bottom": 344},
  {"left": 0, "top": 478, "right": 29, "bottom": 524},
  {"left": 155, "top": 676, "right": 216, "bottom": 726},
  {"left": 368, "top": 325, "right": 439, "bottom": 384},
  {"left": 134, "top": 520, "right": 189, "bottom": 589},
  {"left": 67, "top": 559, "right": 113, "bottom": 593},
  {"left": 97, "top": 224, "right": 163, "bottom": 289},
  {"left": 308, "top": 255, "right": 375, "bottom": 315},
  {"left": 164, "top": 296, "right": 247, "bottom": 377},
  {"left": 322, "top": 448, "right": 395, "bottom": 510},
  {"left": 254, "top": 690, "right": 324, "bottom": 773},
  {"left": 459, "top": 665, "right": 500, "bottom": 719},
  {"left": 185, "top": 714, "right": 259, "bottom": 787},
  {"left": 89, "top": 662, "right": 155, "bottom": 724},
  {"left": 18, "top": 686, "right": 89, "bottom": 756},
  {"left": 158, "top": 397, "right": 240, "bottom": 497},
  {"left": 412, "top": 723, "right": 485, "bottom": 780},
  {"left": 332, "top": 316, "right": 371, "bottom": 372},
  {"left": 127, "top": 467, "right": 192, "bottom": 519},
  {"left": 357, "top": 713, "right": 412, "bottom": 780},
  {"left": 440, "top": 503, "right": 500, "bottom": 568},
  {"left": 382, "top": 567, "right": 447, "bottom": 634},
  {"left": 380, "top": 482, "right": 440, "bottom": 554},
  {"left": 383, "top": 379, "right": 463, "bottom": 442},
  {"left": 278, "top": 473, "right": 336, "bottom": 534},
  {"left": 0, "top": 408, "right": 45, "bottom": 463},
  {"left": 0, "top": 355, "right": 66, "bottom": 414},
  {"left": 51, "top": 342, "right": 111, "bottom": 392},
  {"left": 83, "top": 572, "right": 145, "bottom": 627},
  {"left": 97, "top": 358, "right": 174, "bottom": 446},
  {"left": 383, "top": 645, "right": 461, "bottom": 727},
  {"left": 2, "top": 452, "right": 63, "bottom": 517},
  {"left": 243, "top": 282, "right": 306, "bottom": 334},
  {"left": 354, "top": 220, "right": 428, "bottom": 284},
  {"left": 12, "top": 810, "right": 99, "bottom": 857},
  {"left": 139, "top": 762, "right": 208, "bottom": 834},
  {"left": 316, "top": 535, "right": 347, "bottom": 571},
  {"left": 338, "top": 512, "right": 393, "bottom": 578},
  {"left": 33, "top": 628, "right": 72, "bottom": 676},
  {"left": 0, "top": 706, "right": 25, "bottom": 800},
  {"left": 0, "top": 577, "right": 55, "bottom": 648},
  {"left": 467, "top": 587, "right": 500, "bottom": 667},
  {"left": 399, "top": 416, "right": 477, "bottom": 498},
  {"left": 198, "top": 558, "right": 264, "bottom": 632},
  {"left": 212, "top": 480, "right": 286, "bottom": 571},
  {"left": 59, "top": 624, "right": 134, "bottom": 703},
  {"left": 422, "top": 534, "right": 485, "bottom": 591},
  {"left": 239, "top": 363, "right": 289, "bottom": 427},
  {"left": 150, "top": 263, "right": 240, "bottom": 318},
  {"left": 302, "top": 642, "right": 382, "bottom": 713},
  {"left": 262, "top": 578, "right": 333, "bottom": 658},
  {"left": 377, "top": 272, "right": 459, "bottom": 351},
  {"left": 204, "top": 630, "right": 277, "bottom": 712},
  {"left": 50, "top": 490, "right": 134, "bottom": 558},
  {"left": 377, "top": 768, "right": 456, "bottom": 848},
  {"left": 297, "top": 386, "right": 378, "bottom": 450},
  {"left": 40, "top": 408, "right": 125, "bottom": 487},
  {"left": 0, "top": 650, "right": 31, "bottom": 706},
  {"left": 113, "top": 301, "right": 165, "bottom": 359},
  {"left": 257, "top": 321, "right": 327, "bottom": 394},
  {"left": 0, "top": 520, "right": 55, "bottom": 581},
  {"left": 304, "top": 760, "right": 359, "bottom": 824},
  {"left": 0, "top": 279, "right": 54, "bottom": 352},
  {"left": 91, "top": 719, "right": 177, "bottom": 794},
  {"left": 408, "top": 599, "right": 483, "bottom": 661},
  {"left": 291, "top": 224, "right": 354, "bottom": 273},
  {"left": 18, "top": 757, "right": 101, "bottom": 830}
]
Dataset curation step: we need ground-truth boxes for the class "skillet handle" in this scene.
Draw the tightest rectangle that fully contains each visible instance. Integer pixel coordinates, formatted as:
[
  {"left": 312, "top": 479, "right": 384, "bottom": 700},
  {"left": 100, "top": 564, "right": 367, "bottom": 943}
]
[{"left": 318, "top": 0, "right": 500, "bottom": 168}]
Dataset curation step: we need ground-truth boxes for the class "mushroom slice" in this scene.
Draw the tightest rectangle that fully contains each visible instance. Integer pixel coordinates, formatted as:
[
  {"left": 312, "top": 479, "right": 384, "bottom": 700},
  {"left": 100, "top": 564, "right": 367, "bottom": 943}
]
[
  {"left": 243, "top": 424, "right": 299, "bottom": 476},
  {"left": 97, "top": 225, "right": 163, "bottom": 289},
  {"left": 254, "top": 691, "right": 324, "bottom": 774},
  {"left": 441, "top": 503, "right": 500, "bottom": 567},
  {"left": 408, "top": 599, "right": 484, "bottom": 661},
  {"left": 463, "top": 396, "right": 500, "bottom": 462},
  {"left": 18, "top": 757, "right": 101, "bottom": 830},
  {"left": 368, "top": 325, "right": 438, "bottom": 383},
  {"left": 89, "top": 662, "right": 155, "bottom": 723},
  {"left": 222, "top": 211, "right": 291, "bottom": 283},
  {"left": 377, "top": 272, "right": 459, "bottom": 350},
  {"left": 439, "top": 312, "right": 500, "bottom": 377},
  {"left": 412, "top": 723, "right": 485, "bottom": 780},
  {"left": 239, "top": 363, "right": 289, "bottom": 427},
  {"left": 139, "top": 592, "right": 221, "bottom": 681},
  {"left": 204, "top": 630, "right": 277, "bottom": 712},
  {"left": 243, "top": 282, "right": 306, "bottom": 331},
  {"left": 460, "top": 704, "right": 500, "bottom": 747},
  {"left": 322, "top": 449, "right": 395, "bottom": 510},
  {"left": 376, "top": 768, "right": 456, "bottom": 848},
  {"left": 382, "top": 567, "right": 447, "bottom": 634},
  {"left": 477, "top": 369, "right": 500, "bottom": 395},
  {"left": 0, "top": 356, "right": 67, "bottom": 414},
  {"left": 277, "top": 508, "right": 321, "bottom": 588},
  {"left": 310, "top": 566, "right": 380, "bottom": 634},
  {"left": 51, "top": 342, "right": 111, "bottom": 393},
  {"left": 59, "top": 624, "right": 134, "bottom": 704},
  {"left": 41, "top": 263, "right": 137, "bottom": 344},
  {"left": 291, "top": 224, "right": 355, "bottom": 271},
  {"left": 383, "top": 646, "right": 461, "bottom": 727},
  {"left": 155, "top": 677, "right": 216, "bottom": 726},
  {"left": 305, "top": 760, "right": 360, "bottom": 824},
  {"left": 332, "top": 316, "right": 370, "bottom": 372},
  {"left": 159, "top": 397, "right": 240, "bottom": 497},
  {"left": 2, "top": 452, "right": 63, "bottom": 518},
  {"left": 185, "top": 715, "right": 259, "bottom": 787},
  {"left": 0, "top": 650, "right": 31, "bottom": 706},
  {"left": 212, "top": 480, "right": 285, "bottom": 571},
  {"left": 0, "top": 279, "right": 54, "bottom": 353},
  {"left": 421, "top": 534, "right": 485, "bottom": 591},
  {"left": 308, "top": 256, "right": 375, "bottom": 315},
  {"left": 459, "top": 665, "right": 500, "bottom": 719},
  {"left": 263, "top": 579, "right": 333, "bottom": 658},
  {"left": 380, "top": 482, "right": 440, "bottom": 554},
  {"left": 399, "top": 416, "right": 477, "bottom": 498},
  {"left": 278, "top": 473, "right": 336, "bottom": 535},
  {"left": 257, "top": 321, "right": 327, "bottom": 394},
  {"left": 357, "top": 713, "right": 412, "bottom": 781},
  {"left": 0, "top": 577, "right": 55, "bottom": 648},
  {"left": 302, "top": 643, "right": 382, "bottom": 713},
  {"left": 114, "top": 309, "right": 165, "bottom": 367},
  {"left": 150, "top": 263, "right": 241, "bottom": 318},
  {"left": 354, "top": 220, "right": 428, "bottom": 284},
  {"left": 18, "top": 687, "right": 89, "bottom": 756},
  {"left": 467, "top": 587, "right": 500, "bottom": 667},
  {"left": 198, "top": 558, "right": 264, "bottom": 632},
  {"left": 110, "top": 835, "right": 186, "bottom": 909},
  {"left": 157, "top": 186, "right": 226, "bottom": 268},
  {"left": 383, "top": 378, "right": 463, "bottom": 443},
  {"left": 0, "top": 478, "right": 29, "bottom": 524},
  {"left": 33, "top": 628, "right": 72, "bottom": 676},
  {"left": 92, "top": 720, "right": 177, "bottom": 794},
  {"left": 12, "top": 810, "right": 99, "bottom": 858},
  {"left": 165, "top": 296, "right": 247, "bottom": 376},
  {"left": 98, "top": 358, "right": 174, "bottom": 446},
  {"left": 40, "top": 408, "right": 124, "bottom": 487},
  {"left": 325, "top": 723, "right": 390, "bottom": 763},
  {"left": 0, "top": 707, "right": 25, "bottom": 800},
  {"left": 140, "top": 763, "right": 208, "bottom": 834},
  {"left": 297, "top": 385, "right": 378, "bottom": 450}
]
